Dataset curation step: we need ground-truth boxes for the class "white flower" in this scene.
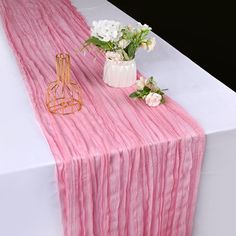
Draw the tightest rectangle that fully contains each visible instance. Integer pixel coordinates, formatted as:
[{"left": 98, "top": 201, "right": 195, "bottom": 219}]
[
  {"left": 118, "top": 39, "right": 129, "bottom": 49},
  {"left": 105, "top": 51, "right": 123, "bottom": 61},
  {"left": 136, "top": 76, "right": 146, "bottom": 90},
  {"left": 140, "top": 42, "right": 148, "bottom": 50},
  {"left": 145, "top": 92, "right": 162, "bottom": 107},
  {"left": 140, "top": 38, "right": 156, "bottom": 52},
  {"left": 127, "top": 24, "right": 134, "bottom": 32},
  {"left": 91, "top": 20, "right": 123, "bottom": 42},
  {"left": 137, "top": 22, "right": 152, "bottom": 32},
  {"left": 147, "top": 37, "right": 156, "bottom": 52},
  {"left": 145, "top": 76, "right": 157, "bottom": 90}
]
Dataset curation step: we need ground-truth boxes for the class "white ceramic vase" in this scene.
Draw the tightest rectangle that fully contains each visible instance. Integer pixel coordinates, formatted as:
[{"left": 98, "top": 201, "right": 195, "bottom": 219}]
[{"left": 103, "top": 59, "right": 137, "bottom": 88}]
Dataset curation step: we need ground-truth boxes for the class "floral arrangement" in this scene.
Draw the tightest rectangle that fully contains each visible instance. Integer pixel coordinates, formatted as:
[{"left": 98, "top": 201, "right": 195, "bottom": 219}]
[
  {"left": 129, "top": 76, "right": 166, "bottom": 107},
  {"left": 84, "top": 20, "right": 156, "bottom": 61}
]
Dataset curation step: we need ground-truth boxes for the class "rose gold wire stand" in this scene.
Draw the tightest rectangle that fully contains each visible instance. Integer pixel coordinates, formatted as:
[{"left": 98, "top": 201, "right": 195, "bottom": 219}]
[{"left": 46, "top": 53, "right": 82, "bottom": 115}]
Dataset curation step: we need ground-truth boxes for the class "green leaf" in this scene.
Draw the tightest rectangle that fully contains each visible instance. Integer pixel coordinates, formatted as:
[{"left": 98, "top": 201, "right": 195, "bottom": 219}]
[
  {"left": 149, "top": 76, "right": 154, "bottom": 82},
  {"left": 85, "top": 37, "right": 113, "bottom": 51},
  {"left": 126, "top": 42, "right": 137, "bottom": 59},
  {"left": 129, "top": 92, "right": 139, "bottom": 98},
  {"left": 143, "top": 86, "right": 151, "bottom": 93},
  {"left": 154, "top": 88, "right": 161, "bottom": 93},
  {"left": 121, "top": 49, "right": 130, "bottom": 61},
  {"left": 161, "top": 96, "right": 165, "bottom": 104}
]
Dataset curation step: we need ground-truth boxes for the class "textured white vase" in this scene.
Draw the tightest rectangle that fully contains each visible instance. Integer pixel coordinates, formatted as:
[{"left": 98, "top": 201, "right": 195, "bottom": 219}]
[{"left": 103, "top": 59, "right": 137, "bottom": 88}]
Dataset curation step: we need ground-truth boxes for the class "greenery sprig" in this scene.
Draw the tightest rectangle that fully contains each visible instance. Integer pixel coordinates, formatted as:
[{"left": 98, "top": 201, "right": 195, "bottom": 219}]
[{"left": 129, "top": 76, "right": 167, "bottom": 107}]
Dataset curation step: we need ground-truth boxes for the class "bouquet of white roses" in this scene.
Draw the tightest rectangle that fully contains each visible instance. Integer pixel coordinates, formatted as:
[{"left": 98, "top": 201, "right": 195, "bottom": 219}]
[{"left": 84, "top": 20, "right": 156, "bottom": 61}]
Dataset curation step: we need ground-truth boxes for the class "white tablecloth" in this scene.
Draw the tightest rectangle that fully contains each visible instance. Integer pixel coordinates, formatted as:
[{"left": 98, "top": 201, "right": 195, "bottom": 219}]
[{"left": 0, "top": 0, "right": 236, "bottom": 235}]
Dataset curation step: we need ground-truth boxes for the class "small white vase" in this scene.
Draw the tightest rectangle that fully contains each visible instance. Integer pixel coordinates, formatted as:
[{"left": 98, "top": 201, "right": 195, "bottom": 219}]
[{"left": 103, "top": 59, "right": 137, "bottom": 88}]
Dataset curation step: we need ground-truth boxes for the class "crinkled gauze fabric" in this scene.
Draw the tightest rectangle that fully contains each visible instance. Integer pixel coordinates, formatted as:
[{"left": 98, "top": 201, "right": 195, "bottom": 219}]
[{"left": 0, "top": 0, "right": 205, "bottom": 235}]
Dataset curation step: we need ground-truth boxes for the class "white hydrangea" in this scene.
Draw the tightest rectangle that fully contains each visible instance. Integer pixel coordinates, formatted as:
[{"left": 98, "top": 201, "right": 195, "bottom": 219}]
[{"left": 91, "top": 20, "right": 123, "bottom": 42}]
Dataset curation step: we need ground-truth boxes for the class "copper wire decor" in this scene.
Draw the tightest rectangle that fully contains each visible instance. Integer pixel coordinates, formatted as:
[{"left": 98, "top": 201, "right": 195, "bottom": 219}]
[{"left": 46, "top": 53, "right": 82, "bottom": 114}]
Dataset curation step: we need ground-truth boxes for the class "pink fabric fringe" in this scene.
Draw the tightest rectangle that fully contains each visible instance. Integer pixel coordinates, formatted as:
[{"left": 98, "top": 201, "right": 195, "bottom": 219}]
[{"left": 0, "top": 0, "right": 205, "bottom": 235}]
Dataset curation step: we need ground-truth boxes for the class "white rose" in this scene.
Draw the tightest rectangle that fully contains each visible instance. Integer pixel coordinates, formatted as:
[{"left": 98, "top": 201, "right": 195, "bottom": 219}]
[
  {"left": 145, "top": 92, "right": 162, "bottom": 107},
  {"left": 136, "top": 76, "right": 146, "bottom": 90},
  {"left": 147, "top": 37, "right": 156, "bottom": 52},
  {"left": 105, "top": 51, "right": 123, "bottom": 61},
  {"left": 118, "top": 39, "right": 129, "bottom": 49}
]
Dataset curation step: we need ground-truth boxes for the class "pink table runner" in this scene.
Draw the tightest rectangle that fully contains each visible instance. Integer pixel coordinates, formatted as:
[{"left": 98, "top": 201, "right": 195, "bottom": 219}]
[{"left": 0, "top": 0, "right": 205, "bottom": 235}]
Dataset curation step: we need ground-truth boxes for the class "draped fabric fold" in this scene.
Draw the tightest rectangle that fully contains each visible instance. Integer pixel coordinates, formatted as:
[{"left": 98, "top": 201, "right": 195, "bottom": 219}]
[{"left": 0, "top": 0, "right": 205, "bottom": 235}]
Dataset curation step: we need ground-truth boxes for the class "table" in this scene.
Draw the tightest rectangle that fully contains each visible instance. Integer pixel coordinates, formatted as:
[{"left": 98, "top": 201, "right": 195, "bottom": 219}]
[{"left": 0, "top": 0, "right": 236, "bottom": 235}]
